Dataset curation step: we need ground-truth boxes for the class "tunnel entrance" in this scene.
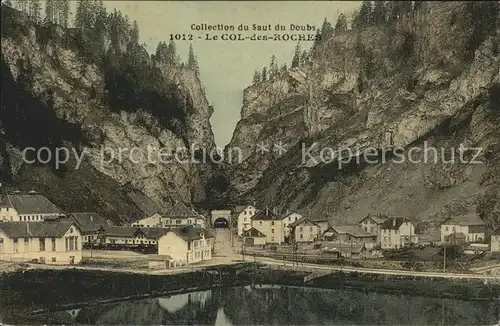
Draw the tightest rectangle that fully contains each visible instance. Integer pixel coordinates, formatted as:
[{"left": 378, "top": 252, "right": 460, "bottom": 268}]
[{"left": 213, "top": 217, "right": 229, "bottom": 228}]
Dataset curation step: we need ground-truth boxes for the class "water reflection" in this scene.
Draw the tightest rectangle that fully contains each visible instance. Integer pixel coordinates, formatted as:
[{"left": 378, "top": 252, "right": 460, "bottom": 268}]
[{"left": 44, "top": 286, "right": 498, "bottom": 325}]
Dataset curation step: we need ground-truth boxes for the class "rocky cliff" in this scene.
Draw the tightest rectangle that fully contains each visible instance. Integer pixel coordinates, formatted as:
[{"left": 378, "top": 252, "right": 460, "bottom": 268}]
[
  {"left": 0, "top": 5, "right": 216, "bottom": 224},
  {"left": 227, "top": 2, "right": 500, "bottom": 230}
]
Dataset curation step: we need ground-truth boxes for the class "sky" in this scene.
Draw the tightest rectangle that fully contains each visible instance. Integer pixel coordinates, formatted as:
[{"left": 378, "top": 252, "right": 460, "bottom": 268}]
[{"left": 101, "top": 1, "right": 361, "bottom": 147}]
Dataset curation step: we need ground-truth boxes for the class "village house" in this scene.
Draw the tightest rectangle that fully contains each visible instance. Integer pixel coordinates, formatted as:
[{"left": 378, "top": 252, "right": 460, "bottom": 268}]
[
  {"left": 440, "top": 215, "right": 486, "bottom": 243},
  {"left": 322, "top": 225, "right": 377, "bottom": 250},
  {"left": 241, "top": 227, "right": 267, "bottom": 248},
  {"left": 321, "top": 243, "right": 367, "bottom": 259},
  {"left": 69, "top": 212, "right": 113, "bottom": 245},
  {"left": 162, "top": 201, "right": 206, "bottom": 228},
  {"left": 100, "top": 226, "right": 139, "bottom": 245},
  {"left": 136, "top": 227, "right": 169, "bottom": 245},
  {"left": 358, "top": 214, "right": 388, "bottom": 244},
  {"left": 130, "top": 213, "right": 163, "bottom": 228},
  {"left": 281, "top": 212, "right": 302, "bottom": 240},
  {"left": 158, "top": 226, "right": 214, "bottom": 266},
  {"left": 491, "top": 228, "right": 500, "bottom": 252},
  {"left": 251, "top": 209, "right": 288, "bottom": 244},
  {"left": 0, "top": 191, "right": 62, "bottom": 222},
  {"left": 288, "top": 217, "right": 321, "bottom": 243},
  {"left": 379, "top": 217, "right": 417, "bottom": 249},
  {"left": 0, "top": 217, "right": 83, "bottom": 265},
  {"left": 235, "top": 204, "right": 258, "bottom": 236}
]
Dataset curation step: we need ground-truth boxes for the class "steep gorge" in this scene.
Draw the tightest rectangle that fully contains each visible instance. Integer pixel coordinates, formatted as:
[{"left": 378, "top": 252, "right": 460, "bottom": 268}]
[
  {"left": 226, "top": 2, "right": 500, "bottom": 230},
  {"left": 0, "top": 5, "right": 217, "bottom": 224}
]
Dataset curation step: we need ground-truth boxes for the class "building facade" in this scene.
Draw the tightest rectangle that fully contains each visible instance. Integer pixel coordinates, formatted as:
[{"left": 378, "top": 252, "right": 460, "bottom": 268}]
[
  {"left": 289, "top": 217, "right": 321, "bottom": 243},
  {"left": 130, "top": 213, "right": 163, "bottom": 228},
  {"left": 235, "top": 205, "right": 258, "bottom": 236},
  {"left": 358, "top": 214, "right": 388, "bottom": 244},
  {"left": 70, "top": 212, "right": 113, "bottom": 245},
  {"left": 323, "top": 225, "right": 377, "bottom": 250},
  {"left": 158, "top": 227, "right": 214, "bottom": 266},
  {"left": 251, "top": 209, "right": 286, "bottom": 244},
  {"left": 0, "top": 193, "right": 62, "bottom": 222},
  {"left": 0, "top": 219, "right": 82, "bottom": 265},
  {"left": 162, "top": 202, "right": 206, "bottom": 228},
  {"left": 281, "top": 212, "right": 302, "bottom": 239},
  {"left": 379, "top": 217, "right": 416, "bottom": 249},
  {"left": 490, "top": 229, "right": 500, "bottom": 252},
  {"left": 440, "top": 215, "right": 486, "bottom": 243},
  {"left": 241, "top": 227, "right": 267, "bottom": 248}
]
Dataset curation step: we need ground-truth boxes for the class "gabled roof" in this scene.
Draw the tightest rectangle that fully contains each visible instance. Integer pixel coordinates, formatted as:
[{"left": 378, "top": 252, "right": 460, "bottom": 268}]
[
  {"left": 168, "top": 226, "right": 213, "bottom": 241},
  {"left": 281, "top": 212, "right": 303, "bottom": 220},
  {"left": 70, "top": 212, "right": 113, "bottom": 233},
  {"left": 1, "top": 194, "right": 62, "bottom": 215},
  {"left": 380, "top": 217, "right": 412, "bottom": 230},
  {"left": 0, "top": 220, "right": 78, "bottom": 238},
  {"left": 288, "top": 216, "right": 320, "bottom": 228},
  {"left": 358, "top": 214, "right": 388, "bottom": 225},
  {"left": 103, "top": 226, "right": 138, "bottom": 238},
  {"left": 242, "top": 227, "right": 266, "bottom": 238},
  {"left": 251, "top": 210, "right": 281, "bottom": 221},
  {"left": 164, "top": 201, "right": 201, "bottom": 218},
  {"left": 442, "top": 215, "right": 485, "bottom": 226},
  {"left": 138, "top": 227, "right": 168, "bottom": 239},
  {"left": 329, "top": 225, "right": 376, "bottom": 238}
]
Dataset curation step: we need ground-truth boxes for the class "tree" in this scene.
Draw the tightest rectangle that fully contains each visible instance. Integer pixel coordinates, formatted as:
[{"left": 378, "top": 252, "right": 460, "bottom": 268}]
[
  {"left": 398, "top": 1, "right": 412, "bottom": 17},
  {"left": 75, "top": 0, "right": 89, "bottom": 30},
  {"left": 413, "top": 1, "right": 425, "bottom": 11},
  {"left": 167, "top": 40, "right": 179, "bottom": 64},
  {"left": 334, "top": 13, "right": 348, "bottom": 33},
  {"left": 269, "top": 55, "right": 279, "bottom": 80},
  {"left": 300, "top": 50, "right": 308, "bottom": 64},
  {"left": 4, "top": 0, "right": 12, "bottom": 6},
  {"left": 261, "top": 66, "right": 267, "bottom": 82},
  {"left": 130, "top": 20, "right": 140, "bottom": 44},
  {"left": 58, "top": 0, "right": 70, "bottom": 27},
  {"left": 280, "top": 63, "right": 287, "bottom": 74},
  {"left": 16, "top": 0, "right": 28, "bottom": 13},
  {"left": 187, "top": 43, "right": 200, "bottom": 77},
  {"left": 44, "top": 0, "right": 56, "bottom": 24},
  {"left": 252, "top": 70, "right": 261, "bottom": 84},
  {"left": 291, "top": 43, "right": 301, "bottom": 68},
  {"left": 320, "top": 18, "right": 334, "bottom": 42},
  {"left": 28, "top": 0, "right": 41, "bottom": 23},
  {"left": 356, "top": 0, "right": 373, "bottom": 27},
  {"left": 371, "top": 1, "right": 387, "bottom": 24}
]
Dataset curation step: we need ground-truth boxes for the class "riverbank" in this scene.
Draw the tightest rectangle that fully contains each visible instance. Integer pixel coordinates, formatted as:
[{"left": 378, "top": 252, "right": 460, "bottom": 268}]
[{"left": 1, "top": 262, "right": 499, "bottom": 324}]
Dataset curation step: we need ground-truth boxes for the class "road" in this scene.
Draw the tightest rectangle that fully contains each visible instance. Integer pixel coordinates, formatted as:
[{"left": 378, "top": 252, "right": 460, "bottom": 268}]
[{"left": 245, "top": 255, "right": 500, "bottom": 281}]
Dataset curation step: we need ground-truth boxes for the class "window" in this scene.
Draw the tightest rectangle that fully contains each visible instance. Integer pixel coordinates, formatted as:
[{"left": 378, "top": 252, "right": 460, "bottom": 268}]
[
  {"left": 39, "top": 238, "right": 45, "bottom": 251},
  {"left": 259, "top": 221, "right": 262, "bottom": 225},
  {"left": 188, "top": 220, "right": 192, "bottom": 224},
  {"left": 271, "top": 229, "right": 274, "bottom": 233},
  {"left": 51, "top": 238, "right": 56, "bottom": 251},
  {"left": 24, "top": 238, "right": 29, "bottom": 252},
  {"left": 176, "top": 219, "right": 182, "bottom": 224},
  {"left": 289, "top": 217, "right": 291, "bottom": 221},
  {"left": 51, "top": 257, "right": 56, "bottom": 263},
  {"left": 445, "top": 226, "right": 449, "bottom": 231},
  {"left": 271, "top": 221, "right": 275, "bottom": 226},
  {"left": 244, "top": 211, "right": 247, "bottom": 215},
  {"left": 271, "top": 236, "right": 274, "bottom": 241},
  {"left": 452, "top": 227, "right": 455, "bottom": 232},
  {"left": 309, "top": 226, "right": 313, "bottom": 232},
  {"left": 0, "top": 238, "right": 3, "bottom": 253},
  {"left": 300, "top": 234, "right": 303, "bottom": 239},
  {"left": 299, "top": 227, "right": 303, "bottom": 232}
]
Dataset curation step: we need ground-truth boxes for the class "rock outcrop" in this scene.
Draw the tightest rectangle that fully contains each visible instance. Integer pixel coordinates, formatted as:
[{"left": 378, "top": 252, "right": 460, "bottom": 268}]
[
  {"left": 0, "top": 6, "right": 216, "bottom": 223},
  {"left": 227, "top": 2, "right": 500, "bottom": 229}
]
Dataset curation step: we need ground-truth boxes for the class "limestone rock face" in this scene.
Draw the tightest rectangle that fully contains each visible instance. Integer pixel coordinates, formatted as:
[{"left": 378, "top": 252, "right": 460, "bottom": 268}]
[{"left": 227, "top": 2, "right": 500, "bottom": 228}]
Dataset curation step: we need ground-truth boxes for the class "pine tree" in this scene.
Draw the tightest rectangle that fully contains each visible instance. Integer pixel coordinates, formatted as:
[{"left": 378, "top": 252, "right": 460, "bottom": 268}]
[
  {"left": 280, "top": 63, "right": 287, "bottom": 74},
  {"left": 357, "top": 0, "right": 373, "bottom": 27},
  {"left": 261, "top": 66, "right": 267, "bottom": 82},
  {"left": 252, "top": 70, "right": 261, "bottom": 84},
  {"left": 320, "top": 18, "right": 334, "bottom": 42},
  {"left": 75, "top": 0, "right": 88, "bottom": 30},
  {"left": 372, "top": 1, "right": 387, "bottom": 24},
  {"left": 334, "top": 13, "right": 348, "bottom": 33},
  {"left": 386, "top": 1, "right": 399, "bottom": 22},
  {"left": 44, "top": 0, "right": 56, "bottom": 24},
  {"left": 269, "top": 55, "right": 279, "bottom": 79},
  {"left": 312, "top": 28, "right": 322, "bottom": 49},
  {"left": 413, "top": 1, "right": 424, "bottom": 11},
  {"left": 58, "top": 0, "right": 70, "bottom": 27},
  {"left": 131, "top": 20, "right": 140, "bottom": 44},
  {"left": 187, "top": 43, "right": 200, "bottom": 77},
  {"left": 398, "top": 1, "right": 412, "bottom": 17},
  {"left": 28, "top": 0, "right": 41, "bottom": 23},
  {"left": 291, "top": 43, "right": 301, "bottom": 68},
  {"left": 300, "top": 50, "right": 308, "bottom": 64}
]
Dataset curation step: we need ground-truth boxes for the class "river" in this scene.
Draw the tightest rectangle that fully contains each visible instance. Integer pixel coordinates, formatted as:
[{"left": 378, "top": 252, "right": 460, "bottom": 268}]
[{"left": 39, "top": 285, "right": 499, "bottom": 325}]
